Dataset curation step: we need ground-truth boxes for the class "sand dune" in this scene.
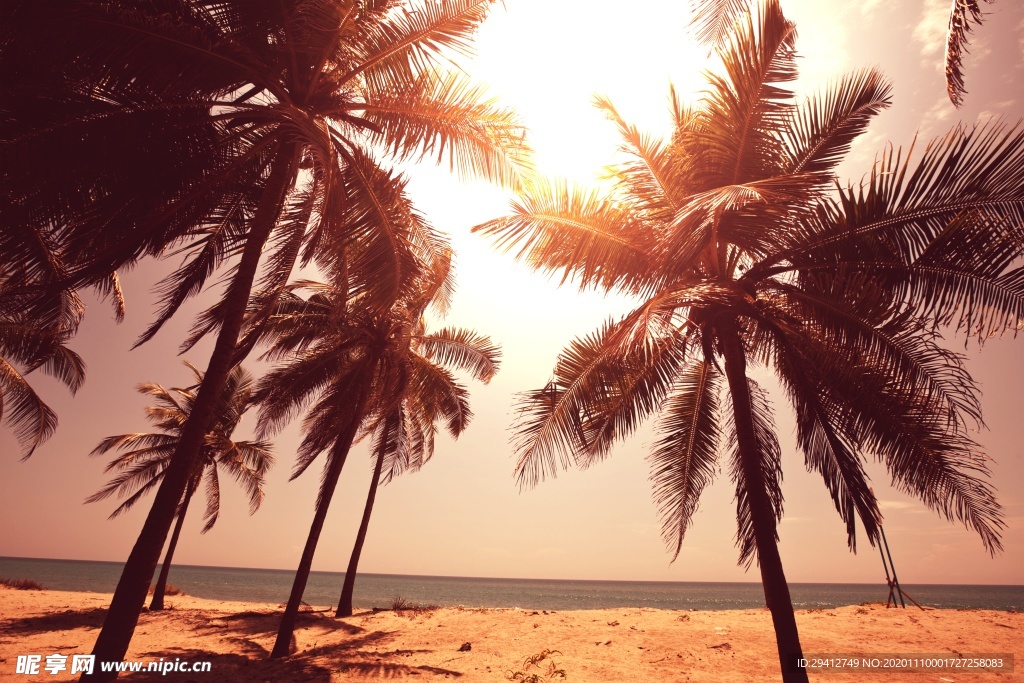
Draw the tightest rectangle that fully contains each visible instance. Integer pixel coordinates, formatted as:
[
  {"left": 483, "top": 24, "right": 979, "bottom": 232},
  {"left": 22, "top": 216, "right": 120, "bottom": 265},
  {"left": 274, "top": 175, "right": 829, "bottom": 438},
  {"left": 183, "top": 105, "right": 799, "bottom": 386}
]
[{"left": 2, "top": 586, "right": 1020, "bottom": 681}]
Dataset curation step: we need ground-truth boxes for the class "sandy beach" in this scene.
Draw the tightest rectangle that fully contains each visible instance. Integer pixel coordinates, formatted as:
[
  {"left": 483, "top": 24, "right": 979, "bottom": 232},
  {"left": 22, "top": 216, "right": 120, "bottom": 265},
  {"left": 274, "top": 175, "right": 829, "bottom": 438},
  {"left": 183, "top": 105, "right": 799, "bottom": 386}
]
[{"left": 1, "top": 586, "right": 1020, "bottom": 681}]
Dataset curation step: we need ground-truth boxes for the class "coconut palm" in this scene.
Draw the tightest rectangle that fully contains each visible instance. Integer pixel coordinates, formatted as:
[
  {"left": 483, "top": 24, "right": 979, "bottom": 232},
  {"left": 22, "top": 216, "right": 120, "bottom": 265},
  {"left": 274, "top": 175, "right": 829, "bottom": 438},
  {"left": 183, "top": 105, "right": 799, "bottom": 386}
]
[
  {"left": 334, "top": 308, "right": 499, "bottom": 619},
  {"left": 4, "top": 2, "right": 527, "bottom": 671},
  {"left": 475, "top": 1, "right": 1022, "bottom": 679},
  {"left": 86, "top": 363, "right": 272, "bottom": 610},
  {"left": 249, "top": 235, "right": 499, "bottom": 655}
]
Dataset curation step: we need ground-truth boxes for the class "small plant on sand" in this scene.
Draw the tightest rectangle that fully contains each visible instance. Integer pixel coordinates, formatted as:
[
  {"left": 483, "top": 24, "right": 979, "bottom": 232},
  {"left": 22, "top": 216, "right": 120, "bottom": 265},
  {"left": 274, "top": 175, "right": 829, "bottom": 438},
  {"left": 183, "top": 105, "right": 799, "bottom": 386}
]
[
  {"left": 0, "top": 577, "right": 44, "bottom": 590},
  {"left": 391, "top": 595, "right": 411, "bottom": 611},
  {"left": 506, "top": 649, "right": 567, "bottom": 682}
]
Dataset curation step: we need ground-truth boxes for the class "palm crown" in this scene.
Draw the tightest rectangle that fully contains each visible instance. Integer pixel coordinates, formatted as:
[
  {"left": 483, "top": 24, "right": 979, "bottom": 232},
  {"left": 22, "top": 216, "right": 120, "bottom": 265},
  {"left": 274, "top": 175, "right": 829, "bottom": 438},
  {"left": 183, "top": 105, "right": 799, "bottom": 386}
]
[
  {"left": 478, "top": 0, "right": 1019, "bottom": 555},
  {"left": 87, "top": 362, "right": 273, "bottom": 531},
  {"left": 3, "top": 0, "right": 529, "bottom": 323}
]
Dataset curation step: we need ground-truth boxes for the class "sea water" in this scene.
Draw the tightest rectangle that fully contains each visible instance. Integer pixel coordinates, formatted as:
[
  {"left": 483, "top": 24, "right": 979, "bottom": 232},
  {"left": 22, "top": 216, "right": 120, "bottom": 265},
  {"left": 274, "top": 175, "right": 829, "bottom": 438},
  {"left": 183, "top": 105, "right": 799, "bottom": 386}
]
[{"left": 1, "top": 556, "right": 1020, "bottom": 611}]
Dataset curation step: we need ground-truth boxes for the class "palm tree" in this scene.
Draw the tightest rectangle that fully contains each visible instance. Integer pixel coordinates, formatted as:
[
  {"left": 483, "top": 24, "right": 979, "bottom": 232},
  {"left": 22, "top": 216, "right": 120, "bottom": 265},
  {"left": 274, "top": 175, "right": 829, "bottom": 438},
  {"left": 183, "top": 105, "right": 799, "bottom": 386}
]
[
  {"left": 4, "top": 2, "right": 527, "bottom": 672},
  {"left": 475, "top": 1, "right": 1022, "bottom": 679},
  {"left": 688, "top": 0, "right": 997, "bottom": 108},
  {"left": 335, "top": 307, "right": 499, "bottom": 619},
  {"left": 249, "top": 235, "right": 499, "bottom": 655},
  {"left": 86, "top": 363, "right": 272, "bottom": 610}
]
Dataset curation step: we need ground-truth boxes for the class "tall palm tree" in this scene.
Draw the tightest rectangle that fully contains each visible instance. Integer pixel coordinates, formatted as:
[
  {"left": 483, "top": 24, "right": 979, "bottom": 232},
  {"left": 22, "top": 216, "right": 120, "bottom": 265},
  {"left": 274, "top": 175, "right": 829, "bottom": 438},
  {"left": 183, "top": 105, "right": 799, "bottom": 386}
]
[
  {"left": 334, "top": 306, "right": 499, "bottom": 618},
  {"left": 86, "top": 363, "right": 272, "bottom": 610},
  {"left": 250, "top": 235, "right": 499, "bottom": 655},
  {"left": 476, "top": 1, "right": 1023, "bottom": 679},
  {"left": 4, "top": 2, "right": 527, "bottom": 673}
]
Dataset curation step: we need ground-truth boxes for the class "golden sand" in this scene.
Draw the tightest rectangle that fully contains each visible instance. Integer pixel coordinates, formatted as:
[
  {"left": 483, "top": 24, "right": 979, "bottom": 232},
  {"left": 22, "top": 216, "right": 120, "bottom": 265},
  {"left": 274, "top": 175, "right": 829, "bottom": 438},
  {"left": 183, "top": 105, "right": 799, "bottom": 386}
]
[{"left": 2, "top": 586, "right": 1020, "bottom": 681}]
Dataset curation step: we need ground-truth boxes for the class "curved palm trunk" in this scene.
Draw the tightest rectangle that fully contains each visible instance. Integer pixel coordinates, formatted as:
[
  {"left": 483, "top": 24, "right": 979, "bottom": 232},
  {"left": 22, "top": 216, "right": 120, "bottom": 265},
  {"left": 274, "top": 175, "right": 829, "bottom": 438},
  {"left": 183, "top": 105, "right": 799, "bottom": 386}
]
[
  {"left": 720, "top": 325, "right": 808, "bottom": 683},
  {"left": 336, "top": 441, "right": 386, "bottom": 617},
  {"left": 150, "top": 484, "right": 195, "bottom": 611},
  {"left": 85, "top": 144, "right": 298, "bottom": 681},
  {"left": 271, "top": 388, "right": 369, "bottom": 659}
]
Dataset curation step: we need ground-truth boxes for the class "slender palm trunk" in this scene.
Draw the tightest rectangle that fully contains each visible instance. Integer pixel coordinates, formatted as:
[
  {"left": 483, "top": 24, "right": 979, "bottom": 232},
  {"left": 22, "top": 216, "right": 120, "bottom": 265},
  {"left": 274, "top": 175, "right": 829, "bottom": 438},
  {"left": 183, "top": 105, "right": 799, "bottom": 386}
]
[
  {"left": 720, "top": 324, "right": 808, "bottom": 683},
  {"left": 150, "top": 485, "right": 195, "bottom": 611},
  {"left": 336, "top": 441, "right": 386, "bottom": 617},
  {"left": 85, "top": 144, "right": 298, "bottom": 681},
  {"left": 271, "top": 386, "right": 369, "bottom": 659}
]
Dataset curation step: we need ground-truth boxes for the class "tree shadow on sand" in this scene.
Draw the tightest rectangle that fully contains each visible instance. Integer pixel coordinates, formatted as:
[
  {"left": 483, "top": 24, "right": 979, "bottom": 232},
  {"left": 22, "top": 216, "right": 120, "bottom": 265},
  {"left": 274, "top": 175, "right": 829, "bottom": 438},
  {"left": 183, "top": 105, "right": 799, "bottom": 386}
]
[
  {"left": 1, "top": 607, "right": 107, "bottom": 636},
  {"left": 119, "top": 640, "right": 463, "bottom": 681}
]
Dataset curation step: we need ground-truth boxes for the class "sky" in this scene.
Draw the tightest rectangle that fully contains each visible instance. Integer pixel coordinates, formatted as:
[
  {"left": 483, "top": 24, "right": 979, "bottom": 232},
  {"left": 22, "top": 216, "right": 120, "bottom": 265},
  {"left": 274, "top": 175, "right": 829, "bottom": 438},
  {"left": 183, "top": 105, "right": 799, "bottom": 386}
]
[{"left": 2, "top": 0, "right": 1023, "bottom": 587}]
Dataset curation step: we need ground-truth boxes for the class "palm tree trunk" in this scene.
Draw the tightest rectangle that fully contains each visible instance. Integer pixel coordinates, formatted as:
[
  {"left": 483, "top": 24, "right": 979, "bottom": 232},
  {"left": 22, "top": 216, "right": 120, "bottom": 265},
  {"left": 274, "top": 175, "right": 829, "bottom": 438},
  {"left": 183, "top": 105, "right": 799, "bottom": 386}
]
[
  {"left": 336, "top": 439, "right": 386, "bottom": 617},
  {"left": 271, "top": 387, "right": 369, "bottom": 659},
  {"left": 719, "top": 324, "right": 808, "bottom": 683},
  {"left": 150, "top": 485, "right": 195, "bottom": 611},
  {"left": 85, "top": 144, "right": 298, "bottom": 681}
]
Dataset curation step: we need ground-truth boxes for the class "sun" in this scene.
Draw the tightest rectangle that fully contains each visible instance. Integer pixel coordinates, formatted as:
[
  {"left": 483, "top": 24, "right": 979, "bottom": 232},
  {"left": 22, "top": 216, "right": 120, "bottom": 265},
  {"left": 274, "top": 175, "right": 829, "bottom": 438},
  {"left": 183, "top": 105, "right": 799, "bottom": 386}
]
[{"left": 467, "top": 0, "right": 711, "bottom": 186}]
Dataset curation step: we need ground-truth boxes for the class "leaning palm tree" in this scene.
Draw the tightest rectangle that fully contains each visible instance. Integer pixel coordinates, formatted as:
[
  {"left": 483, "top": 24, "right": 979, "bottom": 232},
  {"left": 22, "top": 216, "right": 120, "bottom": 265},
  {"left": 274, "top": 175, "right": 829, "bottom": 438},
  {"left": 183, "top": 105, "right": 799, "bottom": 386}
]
[
  {"left": 476, "top": 1, "right": 1023, "bottom": 679},
  {"left": 4, "top": 2, "right": 527, "bottom": 671},
  {"left": 86, "top": 363, "right": 272, "bottom": 611},
  {"left": 250, "top": 235, "right": 499, "bottom": 655},
  {"left": 335, "top": 302, "right": 499, "bottom": 618}
]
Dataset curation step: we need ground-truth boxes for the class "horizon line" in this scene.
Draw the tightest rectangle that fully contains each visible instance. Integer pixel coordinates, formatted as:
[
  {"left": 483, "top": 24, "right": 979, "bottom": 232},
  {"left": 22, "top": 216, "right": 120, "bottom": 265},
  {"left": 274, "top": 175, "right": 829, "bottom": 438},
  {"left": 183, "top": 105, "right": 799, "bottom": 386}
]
[{"left": 2, "top": 555, "right": 1020, "bottom": 588}]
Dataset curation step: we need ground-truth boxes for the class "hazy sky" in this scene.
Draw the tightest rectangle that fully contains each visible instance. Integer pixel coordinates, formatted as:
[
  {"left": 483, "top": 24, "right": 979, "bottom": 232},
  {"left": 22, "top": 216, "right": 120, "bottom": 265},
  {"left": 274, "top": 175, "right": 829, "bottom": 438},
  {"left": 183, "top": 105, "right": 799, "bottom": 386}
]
[{"left": 3, "top": 0, "right": 1023, "bottom": 587}]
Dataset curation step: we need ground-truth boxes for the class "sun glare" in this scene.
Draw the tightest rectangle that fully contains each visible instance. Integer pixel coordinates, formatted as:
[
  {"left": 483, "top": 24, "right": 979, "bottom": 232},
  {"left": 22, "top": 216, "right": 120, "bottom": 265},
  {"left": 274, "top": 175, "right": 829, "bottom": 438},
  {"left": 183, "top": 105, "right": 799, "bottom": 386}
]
[{"left": 468, "top": 1, "right": 711, "bottom": 185}]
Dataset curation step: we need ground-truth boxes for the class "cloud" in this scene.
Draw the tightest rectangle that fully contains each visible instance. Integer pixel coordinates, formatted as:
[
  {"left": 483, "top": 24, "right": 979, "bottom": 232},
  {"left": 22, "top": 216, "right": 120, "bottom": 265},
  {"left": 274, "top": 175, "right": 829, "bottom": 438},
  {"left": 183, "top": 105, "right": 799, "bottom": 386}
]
[
  {"left": 878, "top": 500, "right": 925, "bottom": 513},
  {"left": 1019, "top": 18, "right": 1024, "bottom": 66},
  {"left": 860, "top": 0, "right": 884, "bottom": 20},
  {"left": 913, "top": 0, "right": 949, "bottom": 64},
  {"left": 918, "top": 95, "right": 956, "bottom": 138}
]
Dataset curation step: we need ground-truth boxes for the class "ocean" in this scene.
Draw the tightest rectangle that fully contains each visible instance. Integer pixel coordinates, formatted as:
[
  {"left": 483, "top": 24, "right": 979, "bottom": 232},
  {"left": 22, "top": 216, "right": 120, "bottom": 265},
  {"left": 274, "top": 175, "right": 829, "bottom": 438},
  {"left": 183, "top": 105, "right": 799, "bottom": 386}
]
[{"left": 1, "top": 556, "right": 1020, "bottom": 612}]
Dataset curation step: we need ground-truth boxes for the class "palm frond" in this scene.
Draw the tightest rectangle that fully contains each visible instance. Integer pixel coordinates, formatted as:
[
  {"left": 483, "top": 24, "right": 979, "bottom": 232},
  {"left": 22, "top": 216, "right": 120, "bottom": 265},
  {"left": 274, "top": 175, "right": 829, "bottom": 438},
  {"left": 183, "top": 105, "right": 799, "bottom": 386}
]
[
  {"left": 684, "top": 0, "right": 797, "bottom": 189},
  {"left": 649, "top": 360, "right": 723, "bottom": 561},
  {"left": 771, "top": 121, "right": 1024, "bottom": 277},
  {"left": 342, "top": 0, "right": 497, "bottom": 90},
  {"left": 782, "top": 68, "right": 892, "bottom": 176},
  {"left": 200, "top": 463, "right": 221, "bottom": 533},
  {"left": 360, "top": 69, "right": 530, "bottom": 189},
  {"left": 726, "top": 376, "right": 782, "bottom": 567},
  {"left": 688, "top": 0, "right": 750, "bottom": 48},
  {"left": 0, "top": 357, "right": 59, "bottom": 458},
  {"left": 945, "top": 0, "right": 993, "bottom": 107},
  {"left": 414, "top": 327, "right": 501, "bottom": 382},
  {"left": 473, "top": 180, "right": 653, "bottom": 292}
]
